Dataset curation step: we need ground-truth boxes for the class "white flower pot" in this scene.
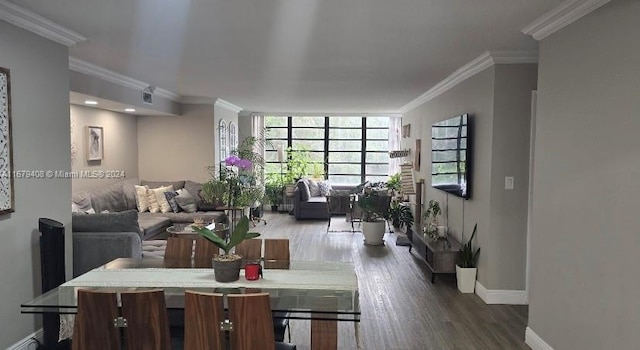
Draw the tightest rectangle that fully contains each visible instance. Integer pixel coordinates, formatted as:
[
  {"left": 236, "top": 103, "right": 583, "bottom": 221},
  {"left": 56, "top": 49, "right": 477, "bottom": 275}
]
[
  {"left": 362, "top": 220, "right": 385, "bottom": 245},
  {"left": 456, "top": 265, "right": 477, "bottom": 293}
]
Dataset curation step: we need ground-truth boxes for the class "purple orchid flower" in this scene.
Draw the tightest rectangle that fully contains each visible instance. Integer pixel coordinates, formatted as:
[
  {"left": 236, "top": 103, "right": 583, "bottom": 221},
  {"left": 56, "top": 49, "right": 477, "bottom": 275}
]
[
  {"left": 225, "top": 155, "right": 240, "bottom": 166},
  {"left": 237, "top": 159, "right": 252, "bottom": 170}
]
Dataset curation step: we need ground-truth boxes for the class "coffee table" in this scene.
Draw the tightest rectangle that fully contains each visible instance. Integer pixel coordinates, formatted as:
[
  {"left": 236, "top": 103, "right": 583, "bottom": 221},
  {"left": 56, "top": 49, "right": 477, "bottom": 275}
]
[{"left": 166, "top": 222, "right": 228, "bottom": 238}]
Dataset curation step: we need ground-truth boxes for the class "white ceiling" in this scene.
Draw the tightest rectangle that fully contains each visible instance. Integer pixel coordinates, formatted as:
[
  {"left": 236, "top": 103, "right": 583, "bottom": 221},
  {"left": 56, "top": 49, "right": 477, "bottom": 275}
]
[{"left": 11, "top": 0, "right": 562, "bottom": 113}]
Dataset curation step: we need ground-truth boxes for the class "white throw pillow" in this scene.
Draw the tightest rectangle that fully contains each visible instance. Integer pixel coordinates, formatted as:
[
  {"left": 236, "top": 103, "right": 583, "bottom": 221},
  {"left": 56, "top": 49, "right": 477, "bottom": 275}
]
[
  {"left": 147, "top": 187, "right": 160, "bottom": 213},
  {"left": 151, "top": 185, "right": 174, "bottom": 213},
  {"left": 308, "top": 179, "right": 321, "bottom": 197},
  {"left": 135, "top": 185, "right": 150, "bottom": 212}
]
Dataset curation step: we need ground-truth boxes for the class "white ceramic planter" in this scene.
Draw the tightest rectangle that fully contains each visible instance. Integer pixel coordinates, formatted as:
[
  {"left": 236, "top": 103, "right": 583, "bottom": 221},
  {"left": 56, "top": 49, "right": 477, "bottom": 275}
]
[
  {"left": 455, "top": 265, "right": 477, "bottom": 293},
  {"left": 362, "top": 220, "right": 385, "bottom": 245}
]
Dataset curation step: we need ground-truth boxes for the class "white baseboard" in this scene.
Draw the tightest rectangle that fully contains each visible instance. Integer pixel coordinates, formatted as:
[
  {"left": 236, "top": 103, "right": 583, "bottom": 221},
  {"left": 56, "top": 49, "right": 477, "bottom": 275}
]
[
  {"left": 525, "top": 327, "right": 554, "bottom": 350},
  {"left": 475, "top": 281, "right": 528, "bottom": 305},
  {"left": 7, "top": 328, "right": 43, "bottom": 350}
]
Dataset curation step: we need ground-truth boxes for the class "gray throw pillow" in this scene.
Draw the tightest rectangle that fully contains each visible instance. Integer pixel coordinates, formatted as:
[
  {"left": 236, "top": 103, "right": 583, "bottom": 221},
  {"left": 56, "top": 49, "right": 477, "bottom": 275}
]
[
  {"left": 297, "top": 180, "right": 311, "bottom": 202},
  {"left": 141, "top": 180, "right": 186, "bottom": 191},
  {"left": 174, "top": 189, "right": 198, "bottom": 213},
  {"left": 72, "top": 210, "right": 140, "bottom": 233},
  {"left": 164, "top": 191, "right": 181, "bottom": 213}
]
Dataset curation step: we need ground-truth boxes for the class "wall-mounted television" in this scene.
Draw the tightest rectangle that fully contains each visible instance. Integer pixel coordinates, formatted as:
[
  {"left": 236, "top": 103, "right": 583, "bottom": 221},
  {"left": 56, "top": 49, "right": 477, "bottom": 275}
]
[{"left": 431, "top": 113, "right": 472, "bottom": 199}]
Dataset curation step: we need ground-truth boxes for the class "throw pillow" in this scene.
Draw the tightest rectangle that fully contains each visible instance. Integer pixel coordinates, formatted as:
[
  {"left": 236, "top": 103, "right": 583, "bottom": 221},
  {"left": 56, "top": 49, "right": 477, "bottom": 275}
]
[
  {"left": 319, "top": 181, "right": 332, "bottom": 196},
  {"left": 151, "top": 185, "right": 174, "bottom": 213},
  {"left": 164, "top": 191, "right": 181, "bottom": 213},
  {"left": 134, "top": 185, "right": 150, "bottom": 212},
  {"left": 146, "top": 187, "right": 160, "bottom": 213},
  {"left": 297, "top": 180, "right": 311, "bottom": 202},
  {"left": 308, "top": 179, "right": 321, "bottom": 197},
  {"left": 174, "top": 189, "right": 198, "bottom": 213}
]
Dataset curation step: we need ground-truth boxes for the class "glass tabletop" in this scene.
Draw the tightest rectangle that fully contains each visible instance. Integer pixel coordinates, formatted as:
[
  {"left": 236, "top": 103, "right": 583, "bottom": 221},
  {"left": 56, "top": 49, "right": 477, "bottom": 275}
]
[{"left": 21, "top": 258, "right": 360, "bottom": 322}]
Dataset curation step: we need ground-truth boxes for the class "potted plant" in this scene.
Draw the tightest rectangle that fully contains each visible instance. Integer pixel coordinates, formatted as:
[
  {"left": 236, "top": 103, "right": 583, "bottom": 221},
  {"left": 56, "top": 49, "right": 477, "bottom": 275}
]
[
  {"left": 456, "top": 223, "right": 480, "bottom": 293},
  {"left": 388, "top": 202, "right": 414, "bottom": 232},
  {"left": 358, "top": 186, "right": 390, "bottom": 245},
  {"left": 422, "top": 199, "right": 442, "bottom": 239},
  {"left": 192, "top": 216, "right": 260, "bottom": 282},
  {"left": 386, "top": 173, "right": 401, "bottom": 196}
]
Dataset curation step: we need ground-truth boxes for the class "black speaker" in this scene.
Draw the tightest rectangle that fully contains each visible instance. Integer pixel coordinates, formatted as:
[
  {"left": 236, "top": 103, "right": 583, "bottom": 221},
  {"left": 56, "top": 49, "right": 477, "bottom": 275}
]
[
  {"left": 38, "top": 218, "right": 69, "bottom": 350},
  {"left": 39, "top": 218, "right": 65, "bottom": 293}
]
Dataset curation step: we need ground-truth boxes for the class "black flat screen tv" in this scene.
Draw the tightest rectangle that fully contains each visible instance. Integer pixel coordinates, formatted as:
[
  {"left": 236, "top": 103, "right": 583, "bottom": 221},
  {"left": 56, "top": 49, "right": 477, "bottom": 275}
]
[{"left": 431, "top": 113, "right": 472, "bottom": 199}]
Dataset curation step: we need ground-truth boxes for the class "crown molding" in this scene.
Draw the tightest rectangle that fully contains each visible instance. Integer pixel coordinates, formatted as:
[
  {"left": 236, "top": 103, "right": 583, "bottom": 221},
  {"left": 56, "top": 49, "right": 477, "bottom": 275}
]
[
  {"left": 522, "top": 0, "right": 611, "bottom": 41},
  {"left": 249, "top": 112, "right": 402, "bottom": 117},
  {"left": 181, "top": 96, "right": 216, "bottom": 105},
  {"left": 214, "top": 99, "right": 243, "bottom": 113},
  {"left": 69, "top": 57, "right": 180, "bottom": 101},
  {"left": 399, "top": 50, "right": 537, "bottom": 113},
  {"left": 0, "top": 1, "right": 86, "bottom": 46}
]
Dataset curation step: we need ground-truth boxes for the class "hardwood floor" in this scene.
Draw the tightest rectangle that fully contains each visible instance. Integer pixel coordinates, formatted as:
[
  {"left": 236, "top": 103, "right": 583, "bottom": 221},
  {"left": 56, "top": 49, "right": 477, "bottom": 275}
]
[{"left": 253, "top": 212, "right": 530, "bottom": 350}]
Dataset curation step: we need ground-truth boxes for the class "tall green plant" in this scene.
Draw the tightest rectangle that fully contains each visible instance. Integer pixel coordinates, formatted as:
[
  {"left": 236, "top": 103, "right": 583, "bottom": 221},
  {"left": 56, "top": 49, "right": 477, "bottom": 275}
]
[
  {"left": 386, "top": 173, "right": 401, "bottom": 192},
  {"left": 458, "top": 223, "right": 480, "bottom": 268},
  {"left": 388, "top": 202, "right": 414, "bottom": 230}
]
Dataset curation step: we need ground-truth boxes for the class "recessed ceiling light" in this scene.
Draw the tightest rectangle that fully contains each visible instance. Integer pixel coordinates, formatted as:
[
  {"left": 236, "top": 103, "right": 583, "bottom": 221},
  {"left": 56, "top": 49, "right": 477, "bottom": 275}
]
[
  {"left": 125, "top": 108, "right": 136, "bottom": 112},
  {"left": 84, "top": 100, "right": 98, "bottom": 105}
]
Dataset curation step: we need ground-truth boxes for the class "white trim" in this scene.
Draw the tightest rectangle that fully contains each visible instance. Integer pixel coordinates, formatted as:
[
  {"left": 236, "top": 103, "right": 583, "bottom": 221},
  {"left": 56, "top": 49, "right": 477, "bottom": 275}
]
[
  {"left": 399, "top": 50, "right": 537, "bottom": 113},
  {"left": 0, "top": 0, "right": 86, "bottom": 46},
  {"left": 249, "top": 112, "right": 403, "bottom": 117},
  {"left": 7, "top": 328, "right": 43, "bottom": 350},
  {"left": 521, "top": 0, "right": 611, "bottom": 41},
  {"left": 214, "top": 99, "right": 243, "bottom": 113},
  {"left": 525, "top": 327, "right": 555, "bottom": 350},
  {"left": 181, "top": 96, "right": 216, "bottom": 105},
  {"left": 475, "top": 281, "right": 528, "bottom": 305},
  {"left": 69, "top": 57, "right": 180, "bottom": 101}
]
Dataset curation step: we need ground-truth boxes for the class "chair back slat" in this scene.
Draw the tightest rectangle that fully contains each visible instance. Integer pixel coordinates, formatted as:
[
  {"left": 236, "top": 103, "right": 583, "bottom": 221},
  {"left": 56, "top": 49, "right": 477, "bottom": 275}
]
[
  {"left": 263, "top": 239, "right": 290, "bottom": 269},
  {"left": 184, "top": 291, "right": 225, "bottom": 350},
  {"left": 234, "top": 239, "right": 262, "bottom": 267},
  {"left": 72, "top": 290, "right": 121, "bottom": 350},
  {"left": 121, "top": 289, "right": 172, "bottom": 350},
  {"left": 227, "top": 293, "right": 276, "bottom": 350},
  {"left": 194, "top": 236, "right": 218, "bottom": 262},
  {"left": 165, "top": 237, "right": 194, "bottom": 260}
]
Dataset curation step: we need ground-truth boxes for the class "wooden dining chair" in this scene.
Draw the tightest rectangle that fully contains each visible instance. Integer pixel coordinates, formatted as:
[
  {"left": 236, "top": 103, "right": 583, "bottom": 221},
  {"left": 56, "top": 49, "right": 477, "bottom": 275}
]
[
  {"left": 120, "top": 290, "right": 172, "bottom": 350},
  {"left": 164, "top": 237, "right": 194, "bottom": 260},
  {"left": 72, "top": 290, "right": 120, "bottom": 350},
  {"left": 184, "top": 291, "right": 226, "bottom": 350},
  {"left": 234, "top": 238, "right": 262, "bottom": 267},
  {"left": 228, "top": 293, "right": 297, "bottom": 350},
  {"left": 263, "top": 239, "right": 290, "bottom": 269},
  {"left": 72, "top": 289, "right": 172, "bottom": 350},
  {"left": 262, "top": 238, "right": 292, "bottom": 343},
  {"left": 194, "top": 236, "right": 218, "bottom": 262}
]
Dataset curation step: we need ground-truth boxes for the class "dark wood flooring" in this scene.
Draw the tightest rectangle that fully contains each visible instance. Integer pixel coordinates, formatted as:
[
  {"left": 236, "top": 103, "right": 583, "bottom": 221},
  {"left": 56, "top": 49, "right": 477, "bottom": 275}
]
[{"left": 253, "top": 212, "right": 530, "bottom": 350}]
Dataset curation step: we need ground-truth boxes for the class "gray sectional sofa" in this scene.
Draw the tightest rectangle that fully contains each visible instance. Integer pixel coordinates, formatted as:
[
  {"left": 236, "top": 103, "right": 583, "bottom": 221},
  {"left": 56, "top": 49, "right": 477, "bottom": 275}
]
[{"left": 71, "top": 179, "right": 226, "bottom": 276}]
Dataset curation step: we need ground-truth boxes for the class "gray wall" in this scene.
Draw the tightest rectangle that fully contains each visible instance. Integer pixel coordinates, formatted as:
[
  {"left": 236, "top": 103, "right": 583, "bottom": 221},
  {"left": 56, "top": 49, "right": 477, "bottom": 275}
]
[
  {"left": 70, "top": 105, "right": 139, "bottom": 192},
  {"left": 402, "top": 63, "right": 536, "bottom": 290},
  {"left": 137, "top": 104, "right": 215, "bottom": 183},
  {"left": 0, "top": 21, "right": 72, "bottom": 348},
  {"left": 528, "top": 0, "right": 640, "bottom": 348},
  {"left": 488, "top": 64, "right": 538, "bottom": 289}
]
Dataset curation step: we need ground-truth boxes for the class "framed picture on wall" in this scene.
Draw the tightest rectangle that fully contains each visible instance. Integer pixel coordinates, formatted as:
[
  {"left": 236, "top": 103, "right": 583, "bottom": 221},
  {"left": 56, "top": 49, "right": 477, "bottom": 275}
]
[
  {"left": 86, "top": 126, "right": 104, "bottom": 161},
  {"left": 0, "top": 67, "right": 15, "bottom": 214}
]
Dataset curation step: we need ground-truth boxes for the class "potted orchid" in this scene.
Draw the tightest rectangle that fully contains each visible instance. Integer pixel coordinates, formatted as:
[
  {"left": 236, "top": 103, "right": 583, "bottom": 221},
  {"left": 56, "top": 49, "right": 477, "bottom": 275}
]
[{"left": 221, "top": 154, "right": 254, "bottom": 208}]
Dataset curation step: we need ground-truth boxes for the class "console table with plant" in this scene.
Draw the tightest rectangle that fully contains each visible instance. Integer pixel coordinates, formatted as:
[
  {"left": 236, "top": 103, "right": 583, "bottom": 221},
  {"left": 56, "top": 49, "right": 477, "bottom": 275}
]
[{"left": 407, "top": 226, "right": 460, "bottom": 283}]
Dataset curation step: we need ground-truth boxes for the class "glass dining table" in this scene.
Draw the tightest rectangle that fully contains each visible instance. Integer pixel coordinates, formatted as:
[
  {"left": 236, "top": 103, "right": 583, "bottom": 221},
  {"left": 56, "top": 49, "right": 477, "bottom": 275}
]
[{"left": 21, "top": 258, "right": 360, "bottom": 350}]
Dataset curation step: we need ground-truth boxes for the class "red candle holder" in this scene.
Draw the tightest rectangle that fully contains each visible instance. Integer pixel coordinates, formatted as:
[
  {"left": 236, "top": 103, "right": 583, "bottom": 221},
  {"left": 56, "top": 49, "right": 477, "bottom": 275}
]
[{"left": 245, "top": 263, "right": 261, "bottom": 280}]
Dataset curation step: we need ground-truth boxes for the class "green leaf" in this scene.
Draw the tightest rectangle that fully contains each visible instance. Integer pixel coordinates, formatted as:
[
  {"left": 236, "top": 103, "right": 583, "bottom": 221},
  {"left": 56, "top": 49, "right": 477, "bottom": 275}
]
[{"left": 192, "top": 225, "right": 228, "bottom": 251}]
